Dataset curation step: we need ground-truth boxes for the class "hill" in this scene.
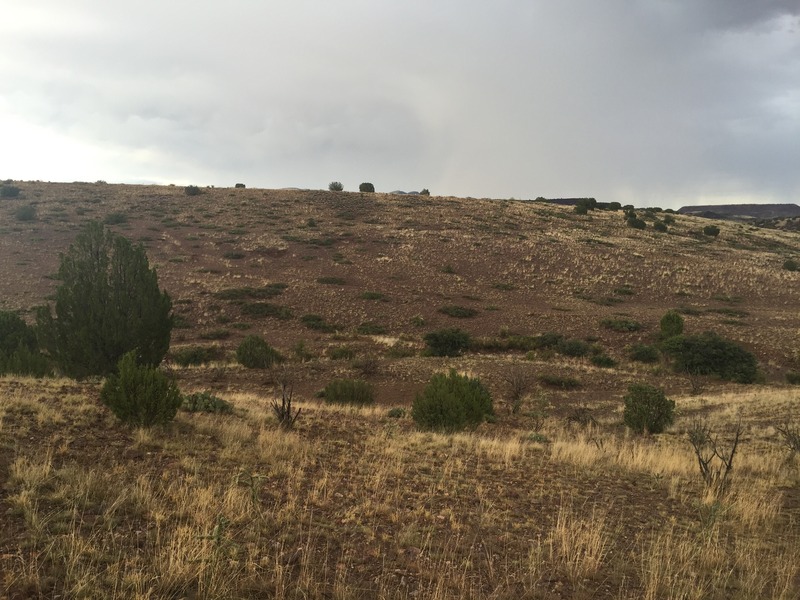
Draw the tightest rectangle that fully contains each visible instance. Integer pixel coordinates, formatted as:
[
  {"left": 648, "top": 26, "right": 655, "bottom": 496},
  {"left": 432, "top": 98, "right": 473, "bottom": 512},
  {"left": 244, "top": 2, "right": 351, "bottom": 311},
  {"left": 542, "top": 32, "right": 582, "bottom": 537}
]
[
  {"left": 678, "top": 203, "right": 800, "bottom": 221},
  {"left": 1, "top": 182, "right": 800, "bottom": 598}
]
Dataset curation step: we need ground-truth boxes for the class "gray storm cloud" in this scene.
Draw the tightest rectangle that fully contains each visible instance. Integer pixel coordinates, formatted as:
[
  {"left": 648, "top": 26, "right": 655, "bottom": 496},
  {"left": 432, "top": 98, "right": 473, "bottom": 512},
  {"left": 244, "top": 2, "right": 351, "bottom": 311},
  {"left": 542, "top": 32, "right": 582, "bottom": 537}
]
[{"left": 1, "top": 0, "right": 798, "bottom": 206}]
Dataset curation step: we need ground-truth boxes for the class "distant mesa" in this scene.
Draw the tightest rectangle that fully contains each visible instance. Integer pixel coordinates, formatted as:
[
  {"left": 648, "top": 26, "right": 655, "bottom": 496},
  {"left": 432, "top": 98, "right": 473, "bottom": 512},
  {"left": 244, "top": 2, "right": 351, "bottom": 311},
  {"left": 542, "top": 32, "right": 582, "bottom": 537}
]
[{"left": 677, "top": 204, "right": 800, "bottom": 221}]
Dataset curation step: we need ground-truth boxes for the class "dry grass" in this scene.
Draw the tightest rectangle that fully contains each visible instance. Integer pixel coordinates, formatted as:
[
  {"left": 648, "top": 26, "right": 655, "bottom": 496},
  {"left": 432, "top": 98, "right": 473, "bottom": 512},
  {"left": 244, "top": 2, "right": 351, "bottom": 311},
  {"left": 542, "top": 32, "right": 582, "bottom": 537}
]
[{"left": 1, "top": 378, "right": 799, "bottom": 598}]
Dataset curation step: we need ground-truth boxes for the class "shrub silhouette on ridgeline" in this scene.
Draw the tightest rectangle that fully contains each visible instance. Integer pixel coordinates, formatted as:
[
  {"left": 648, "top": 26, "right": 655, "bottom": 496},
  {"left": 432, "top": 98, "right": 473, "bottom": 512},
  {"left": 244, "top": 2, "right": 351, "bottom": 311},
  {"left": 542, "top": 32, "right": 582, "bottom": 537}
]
[
  {"left": 623, "top": 383, "right": 675, "bottom": 434},
  {"left": 184, "top": 185, "right": 201, "bottom": 196},
  {"left": 359, "top": 182, "right": 375, "bottom": 193},
  {"left": 101, "top": 351, "right": 182, "bottom": 427},
  {"left": 328, "top": 181, "right": 344, "bottom": 192},
  {"left": 412, "top": 370, "right": 493, "bottom": 432}
]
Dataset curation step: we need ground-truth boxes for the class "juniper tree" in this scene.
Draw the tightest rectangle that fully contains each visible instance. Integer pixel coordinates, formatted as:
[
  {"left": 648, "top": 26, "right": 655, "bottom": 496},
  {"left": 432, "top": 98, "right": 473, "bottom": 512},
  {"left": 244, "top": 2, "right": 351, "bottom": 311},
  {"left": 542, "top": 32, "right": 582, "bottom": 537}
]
[{"left": 37, "top": 221, "right": 172, "bottom": 378}]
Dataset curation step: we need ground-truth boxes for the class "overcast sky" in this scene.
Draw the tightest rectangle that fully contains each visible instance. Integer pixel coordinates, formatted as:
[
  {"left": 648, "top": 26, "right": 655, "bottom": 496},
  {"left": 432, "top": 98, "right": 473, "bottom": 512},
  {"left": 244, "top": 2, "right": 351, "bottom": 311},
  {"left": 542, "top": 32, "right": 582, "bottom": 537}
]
[{"left": 1, "top": 1, "right": 798, "bottom": 207}]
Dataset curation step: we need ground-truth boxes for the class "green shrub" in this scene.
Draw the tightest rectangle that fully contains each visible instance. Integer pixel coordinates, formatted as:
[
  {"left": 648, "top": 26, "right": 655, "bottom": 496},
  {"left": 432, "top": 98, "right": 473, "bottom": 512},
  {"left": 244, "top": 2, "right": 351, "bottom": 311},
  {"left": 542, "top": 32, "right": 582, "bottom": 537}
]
[
  {"left": 703, "top": 225, "right": 720, "bottom": 237},
  {"left": 438, "top": 305, "right": 478, "bottom": 318},
  {"left": 623, "top": 383, "right": 675, "bottom": 434},
  {"left": 360, "top": 291, "right": 387, "bottom": 301},
  {"left": 783, "top": 259, "right": 798, "bottom": 272},
  {"left": 420, "top": 188, "right": 430, "bottom": 196},
  {"left": 323, "top": 378, "right": 374, "bottom": 406},
  {"left": 660, "top": 310, "right": 684, "bottom": 339},
  {"left": 184, "top": 185, "right": 201, "bottom": 196},
  {"left": 662, "top": 214, "right": 676, "bottom": 225},
  {"left": 387, "top": 407, "right": 406, "bottom": 418},
  {"left": 412, "top": 370, "right": 493, "bottom": 432},
  {"left": 14, "top": 204, "right": 36, "bottom": 221},
  {"left": 600, "top": 318, "right": 642, "bottom": 332},
  {"left": 240, "top": 302, "right": 292, "bottom": 320},
  {"left": 328, "top": 181, "right": 344, "bottom": 192},
  {"left": 0, "top": 184, "right": 21, "bottom": 198},
  {"left": 356, "top": 322, "right": 387, "bottom": 335},
  {"left": 101, "top": 351, "right": 182, "bottom": 427},
  {"left": 538, "top": 373, "right": 581, "bottom": 389},
  {"left": 181, "top": 391, "right": 233, "bottom": 414},
  {"left": 104, "top": 211, "right": 128, "bottom": 225},
  {"left": 629, "top": 344, "right": 660, "bottom": 363},
  {"left": 0, "top": 313, "right": 52, "bottom": 377},
  {"left": 359, "top": 182, "right": 375, "bottom": 192},
  {"left": 301, "top": 314, "right": 337, "bottom": 332},
  {"left": 424, "top": 328, "right": 471, "bottom": 357},
  {"left": 786, "top": 371, "right": 800, "bottom": 385},
  {"left": 36, "top": 221, "right": 172, "bottom": 379},
  {"left": 590, "top": 353, "right": 617, "bottom": 368},
  {"left": 626, "top": 217, "right": 647, "bottom": 230},
  {"left": 662, "top": 332, "right": 758, "bottom": 383},
  {"left": 171, "top": 345, "right": 224, "bottom": 366},
  {"left": 214, "top": 284, "right": 287, "bottom": 300},
  {"left": 236, "top": 335, "right": 283, "bottom": 369},
  {"left": 317, "top": 276, "right": 346, "bottom": 285},
  {"left": 328, "top": 345, "right": 356, "bottom": 360},
  {"left": 556, "top": 338, "right": 591, "bottom": 358},
  {"left": 653, "top": 221, "right": 668, "bottom": 233},
  {"left": 234, "top": 183, "right": 246, "bottom": 188}
]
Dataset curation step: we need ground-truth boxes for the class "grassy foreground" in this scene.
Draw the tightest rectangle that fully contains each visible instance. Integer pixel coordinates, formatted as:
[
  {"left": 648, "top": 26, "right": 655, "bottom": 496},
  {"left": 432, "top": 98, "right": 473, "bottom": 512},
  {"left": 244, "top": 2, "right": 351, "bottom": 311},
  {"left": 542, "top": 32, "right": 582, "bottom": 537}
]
[{"left": 1, "top": 376, "right": 798, "bottom": 599}]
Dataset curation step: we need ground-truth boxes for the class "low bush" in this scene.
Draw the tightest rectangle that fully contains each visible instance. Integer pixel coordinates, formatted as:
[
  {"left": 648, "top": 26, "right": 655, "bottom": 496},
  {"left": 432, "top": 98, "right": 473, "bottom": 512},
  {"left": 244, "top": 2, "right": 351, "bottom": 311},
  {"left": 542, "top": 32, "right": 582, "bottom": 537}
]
[
  {"left": 236, "top": 335, "right": 283, "bottom": 369},
  {"left": 328, "top": 181, "right": 344, "bottom": 192},
  {"left": 600, "top": 318, "right": 642, "bottom": 332},
  {"left": 323, "top": 378, "right": 374, "bottom": 406},
  {"left": 360, "top": 291, "right": 387, "bottom": 301},
  {"left": 660, "top": 310, "right": 684, "bottom": 339},
  {"left": 412, "top": 370, "right": 493, "bottom": 432},
  {"left": 438, "top": 305, "right": 478, "bottom": 318},
  {"left": 629, "top": 344, "right": 660, "bottom": 363},
  {"left": 653, "top": 221, "right": 668, "bottom": 233},
  {"left": 328, "top": 345, "right": 356, "bottom": 360},
  {"left": 14, "top": 205, "right": 36, "bottom": 221},
  {"left": 424, "top": 328, "right": 471, "bottom": 357},
  {"left": 317, "top": 276, "right": 346, "bottom": 285},
  {"left": 556, "top": 338, "right": 591, "bottom": 358},
  {"left": 241, "top": 302, "right": 293, "bottom": 320},
  {"left": 356, "top": 322, "right": 387, "bottom": 335},
  {"left": 0, "top": 311, "right": 51, "bottom": 376},
  {"left": 0, "top": 184, "right": 21, "bottom": 198},
  {"left": 101, "top": 352, "right": 182, "bottom": 427},
  {"left": 627, "top": 216, "right": 647, "bottom": 230},
  {"left": 786, "top": 371, "right": 800, "bottom": 385},
  {"left": 182, "top": 391, "right": 233, "bottom": 414},
  {"left": 359, "top": 182, "right": 375, "bottom": 193},
  {"left": 538, "top": 373, "right": 581, "bottom": 389},
  {"left": 301, "top": 314, "right": 337, "bottom": 332},
  {"left": 171, "top": 345, "right": 224, "bottom": 366},
  {"left": 623, "top": 383, "right": 675, "bottom": 434},
  {"left": 784, "top": 259, "right": 798, "bottom": 272},
  {"left": 184, "top": 185, "right": 201, "bottom": 196},
  {"left": 703, "top": 225, "right": 721, "bottom": 237},
  {"left": 662, "top": 332, "right": 758, "bottom": 383},
  {"left": 590, "top": 353, "right": 617, "bottom": 368}
]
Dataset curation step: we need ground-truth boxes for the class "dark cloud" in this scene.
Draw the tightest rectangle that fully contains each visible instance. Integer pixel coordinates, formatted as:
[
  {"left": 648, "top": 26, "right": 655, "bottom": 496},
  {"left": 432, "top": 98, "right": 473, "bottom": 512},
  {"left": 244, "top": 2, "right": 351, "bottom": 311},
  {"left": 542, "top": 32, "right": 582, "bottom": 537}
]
[{"left": 1, "top": 1, "right": 798, "bottom": 205}]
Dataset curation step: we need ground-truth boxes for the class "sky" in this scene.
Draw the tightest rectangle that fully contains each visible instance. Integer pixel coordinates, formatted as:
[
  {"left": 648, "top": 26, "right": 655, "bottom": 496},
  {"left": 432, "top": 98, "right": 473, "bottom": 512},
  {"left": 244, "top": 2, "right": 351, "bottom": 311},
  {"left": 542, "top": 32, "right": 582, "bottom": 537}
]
[{"left": 1, "top": 1, "right": 798, "bottom": 208}]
